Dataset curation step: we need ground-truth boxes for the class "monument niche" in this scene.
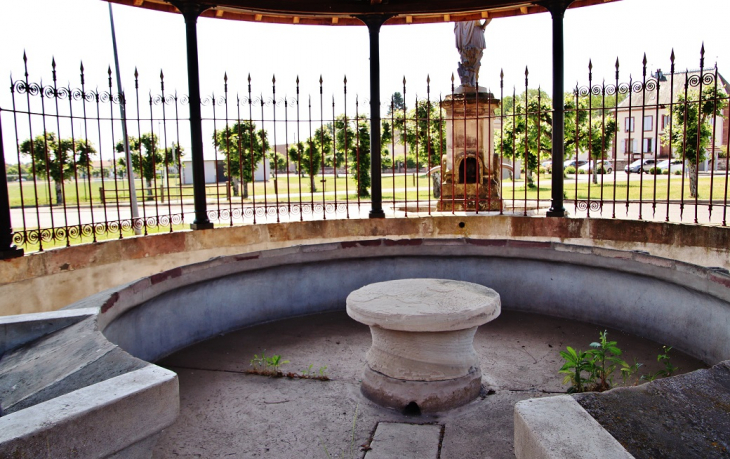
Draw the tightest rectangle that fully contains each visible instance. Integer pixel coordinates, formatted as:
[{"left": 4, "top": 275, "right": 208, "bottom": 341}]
[{"left": 439, "top": 20, "right": 501, "bottom": 212}]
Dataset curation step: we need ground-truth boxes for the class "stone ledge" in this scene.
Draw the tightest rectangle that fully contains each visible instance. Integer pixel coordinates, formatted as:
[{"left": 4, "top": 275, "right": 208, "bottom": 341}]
[
  {"left": 0, "top": 365, "right": 178, "bottom": 458},
  {"left": 514, "top": 395, "right": 634, "bottom": 459}
]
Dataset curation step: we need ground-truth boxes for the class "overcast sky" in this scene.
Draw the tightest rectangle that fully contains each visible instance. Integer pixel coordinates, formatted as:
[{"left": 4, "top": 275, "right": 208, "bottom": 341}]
[
  {"left": 1, "top": 0, "right": 727, "bottom": 103},
  {"left": 0, "top": 0, "right": 727, "bottom": 162}
]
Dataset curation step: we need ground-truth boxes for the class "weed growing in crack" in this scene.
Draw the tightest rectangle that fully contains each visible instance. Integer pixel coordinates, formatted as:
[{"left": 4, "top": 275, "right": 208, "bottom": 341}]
[
  {"left": 247, "top": 351, "right": 330, "bottom": 381},
  {"left": 558, "top": 331, "right": 678, "bottom": 393}
]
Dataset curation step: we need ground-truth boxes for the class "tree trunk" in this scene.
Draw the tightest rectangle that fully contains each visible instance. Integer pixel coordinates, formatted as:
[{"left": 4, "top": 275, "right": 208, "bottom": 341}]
[
  {"left": 241, "top": 179, "right": 248, "bottom": 198},
  {"left": 231, "top": 178, "right": 240, "bottom": 197},
  {"left": 592, "top": 160, "right": 598, "bottom": 185},
  {"left": 55, "top": 181, "right": 64, "bottom": 205},
  {"left": 688, "top": 162, "right": 698, "bottom": 198},
  {"left": 310, "top": 175, "right": 317, "bottom": 193},
  {"left": 145, "top": 178, "right": 154, "bottom": 201}
]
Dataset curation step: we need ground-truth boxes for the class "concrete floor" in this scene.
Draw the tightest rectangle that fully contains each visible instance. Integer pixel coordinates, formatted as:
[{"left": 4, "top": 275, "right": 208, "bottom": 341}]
[{"left": 153, "top": 310, "right": 706, "bottom": 459}]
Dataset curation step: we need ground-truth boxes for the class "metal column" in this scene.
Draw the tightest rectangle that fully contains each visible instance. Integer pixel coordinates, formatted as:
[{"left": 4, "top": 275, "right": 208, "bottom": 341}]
[{"left": 173, "top": 1, "right": 214, "bottom": 229}]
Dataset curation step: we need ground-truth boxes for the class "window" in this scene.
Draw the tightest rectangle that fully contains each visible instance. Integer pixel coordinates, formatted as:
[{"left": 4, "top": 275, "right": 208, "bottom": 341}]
[
  {"left": 624, "top": 139, "right": 637, "bottom": 154},
  {"left": 643, "top": 138, "right": 653, "bottom": 153},
  {"left": 625, "top": 117, "right": 635, "bottom": 132},
  {"left": 643, "top": 115, "right": 653, "bottom": 131},
  {"left": 661, "top": 115, "right": 671, "bottom": 130}
]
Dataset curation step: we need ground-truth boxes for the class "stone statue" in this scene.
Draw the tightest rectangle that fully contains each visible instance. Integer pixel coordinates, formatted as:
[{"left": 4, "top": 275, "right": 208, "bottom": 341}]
[{"left": 455, "top": 19, "right": 491, "bottom": 88}]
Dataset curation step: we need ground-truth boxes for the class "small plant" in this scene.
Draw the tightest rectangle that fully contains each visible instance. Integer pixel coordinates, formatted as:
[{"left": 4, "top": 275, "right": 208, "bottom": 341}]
[
  {"left": 587, "top": 331, "right": 627, "bottom": 391},
  {"left": 578, "top": 168, "right": 586, "bottom": 175},
  {"left": 641, "top": 346, "right": 678, "bottom": 382},
  {"left": 559, "top": 333, "right": 679, "bottom": 393},
  {"left": 620, "top": 358, "right": 643, "bottom": 386},
  {"left": 674, "top": 169, "right": 682, "bottom": 175},
  {"left": 565, "top": 166, "right": 576, "bottom": 174},
  {"left": 558, "top": 346, "right": 592, "bottom": 393},
  {"left": 247, "top": 352, "right": 330, "bottom": 381}
]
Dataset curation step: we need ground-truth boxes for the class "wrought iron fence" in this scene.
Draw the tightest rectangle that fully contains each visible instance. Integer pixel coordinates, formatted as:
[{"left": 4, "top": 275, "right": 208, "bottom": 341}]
[{"left": 1, "top": 47, "right": 728, "bottom": 253}]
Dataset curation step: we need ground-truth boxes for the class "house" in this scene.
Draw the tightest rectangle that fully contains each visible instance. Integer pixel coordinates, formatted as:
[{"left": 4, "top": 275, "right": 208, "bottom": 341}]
[{"left": 614, "top": 69, "right": 730, "bottom": 170}]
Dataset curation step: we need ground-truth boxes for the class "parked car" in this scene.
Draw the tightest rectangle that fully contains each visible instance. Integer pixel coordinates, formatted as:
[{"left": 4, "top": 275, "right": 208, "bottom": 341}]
[
  {"left": 541, "top": 160, "right": 552, "bottom": 170},
  {"left": 563, "top": 159, "right": 588, "bottom": 170},
  {"left": 624, "top": 158, "right": 656, "bottom": 174},
  {"left": 578, "top": 160, "right": 613, "bottom": 174},
  {"left": 654, "top": 159, "right": 684, "bottom": 174}
]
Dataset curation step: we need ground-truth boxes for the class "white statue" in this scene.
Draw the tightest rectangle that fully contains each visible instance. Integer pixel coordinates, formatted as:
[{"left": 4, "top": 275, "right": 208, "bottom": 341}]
[{"left": 455, "top": 19, "right": 491, "bottom": 88}]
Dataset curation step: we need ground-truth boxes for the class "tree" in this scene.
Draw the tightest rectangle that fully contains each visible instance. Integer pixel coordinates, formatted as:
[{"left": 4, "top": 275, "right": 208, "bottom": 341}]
[
  {"left": 20, "top": 132, "right": 96, "bottom": 204},
  {"left": 288, "top": 126, "right": 331, "bottom": 193},
  {"left": 497, "top": 93, "right": 553, "bottom": 187},
  {"left": 387, "top": 92, "right": 405, "bottom": 115},
  {"left": 661, "top": 86, "right": 728, "bottom": 198},
  {"left": 333, "top": 115, "right": 393, "bottom": 197},
  {"left": 117, "top": 133, "right": 182, "bottom": 200},
  {"left": 391, "top": 100, "right": 446, "bottom": 170},
  {"left": 583, "top": 118, "right": 618, "bottom": 184},
  {"left": 213, "top": 121, "right": 268, "bottom": 198},
  {"left": 497, "top": 90, "right": 618, "bottom": 186}
]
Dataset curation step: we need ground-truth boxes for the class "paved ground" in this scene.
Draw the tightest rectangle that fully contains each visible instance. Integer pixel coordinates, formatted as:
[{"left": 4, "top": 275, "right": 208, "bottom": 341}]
[{"left": 153, "top": 310, "right": 706, "bottom": 459}]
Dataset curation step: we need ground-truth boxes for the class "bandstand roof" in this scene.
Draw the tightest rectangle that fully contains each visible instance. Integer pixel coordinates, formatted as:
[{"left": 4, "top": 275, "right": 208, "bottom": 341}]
[{"left": 105, "top": 0, "right": 620, "bottom": 26}]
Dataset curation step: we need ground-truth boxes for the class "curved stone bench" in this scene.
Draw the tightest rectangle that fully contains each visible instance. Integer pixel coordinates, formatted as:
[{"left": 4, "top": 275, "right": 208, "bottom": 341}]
[{"left": 1, "top": 238, "right": 729, "bottom": 457}]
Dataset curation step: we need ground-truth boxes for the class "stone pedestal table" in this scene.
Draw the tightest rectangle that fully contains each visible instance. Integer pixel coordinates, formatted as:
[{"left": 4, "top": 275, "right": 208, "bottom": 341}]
[{"left": 346, "top": 279, "right": 501, "bottom": 412}]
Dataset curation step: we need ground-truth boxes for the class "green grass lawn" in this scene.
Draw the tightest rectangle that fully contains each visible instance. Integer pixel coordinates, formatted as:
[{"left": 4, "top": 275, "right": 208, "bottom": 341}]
[{"left": 9, "top": 172, "right": 729, "bottom": 209}]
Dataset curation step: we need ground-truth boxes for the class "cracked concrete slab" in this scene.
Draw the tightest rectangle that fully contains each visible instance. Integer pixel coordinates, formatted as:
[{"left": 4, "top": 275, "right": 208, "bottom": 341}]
[
  {"left": 152, "top": 310, "right": 706, "bottom": 458},
  {"left": 364, "top": 422, "right": 442, "bottom": 459}
]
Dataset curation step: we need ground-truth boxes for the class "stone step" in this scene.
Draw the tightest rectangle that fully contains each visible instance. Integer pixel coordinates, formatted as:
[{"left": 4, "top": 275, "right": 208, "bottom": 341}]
[{"left": 364, "top": 422, "right": 443, "bottom": 459}]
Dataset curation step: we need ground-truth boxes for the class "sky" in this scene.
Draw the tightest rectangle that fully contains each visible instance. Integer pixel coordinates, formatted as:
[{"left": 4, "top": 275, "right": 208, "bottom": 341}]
[
  {"left": 0, "top": 0, "right": 728, "bottom": 160},
  {"left": 1, "top": 0, "right": 728, "bottom": 102}
]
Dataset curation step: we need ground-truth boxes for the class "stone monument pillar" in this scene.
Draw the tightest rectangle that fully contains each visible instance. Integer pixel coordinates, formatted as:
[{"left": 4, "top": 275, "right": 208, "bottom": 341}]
[
  {"left": 439, "top": 91, "right": 501, "bottom": 212},
  {"left": 440, "top": 21, "right": 501, "bottom": 212}
]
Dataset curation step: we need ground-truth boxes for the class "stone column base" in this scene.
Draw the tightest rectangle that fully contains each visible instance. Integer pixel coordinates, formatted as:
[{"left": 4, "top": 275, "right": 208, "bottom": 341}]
[{"left": 361, "top": 366, "right": 482, "bottom": 413}]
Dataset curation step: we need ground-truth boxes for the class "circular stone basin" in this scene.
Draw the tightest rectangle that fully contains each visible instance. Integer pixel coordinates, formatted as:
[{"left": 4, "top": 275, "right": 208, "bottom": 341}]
[{"left": 346, "top": 279, "right": 501, "bottom": 412}]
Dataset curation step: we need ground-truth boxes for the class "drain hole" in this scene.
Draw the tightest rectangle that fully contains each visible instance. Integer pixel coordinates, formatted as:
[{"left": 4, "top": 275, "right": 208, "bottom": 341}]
[
  {"left": 458, "top": 222, "right": 465, "bottom": 228},
  {"left": 403, "top": 401, "right": 421, "bottom": 416}
]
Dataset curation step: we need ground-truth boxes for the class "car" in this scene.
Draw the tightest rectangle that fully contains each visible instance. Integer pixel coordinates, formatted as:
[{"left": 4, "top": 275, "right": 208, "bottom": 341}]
[
  {"left": 624, "top": 158, "right": 656, "bottom": 174},
  {"left": 654, "top": 159, "right": 684, "bottom": 174},
  {"left": 578, "top": 160, "right": 613, "bottom": 174},
  {"left": 563, "top": 159, "right": 588, "bottom": 170},
  {"left": 541, "top": 160, "right": 552, "bottom": 169}
]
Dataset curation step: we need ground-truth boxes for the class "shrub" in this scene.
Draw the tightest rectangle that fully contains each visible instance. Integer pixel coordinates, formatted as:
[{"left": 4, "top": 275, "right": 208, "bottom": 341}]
[
  {"left": 565, "top": 166, "right": 576, "bottom": 174},
  {"left": 662, "top": 169, "right": 669, "bottom": 175},
  {"left": 674, "top": 169, "right": 682, "bottom": 175},
  {"left": 648, "top": 167, "right": 661, "bottom": 175},
  {"left": 578, "top": 168, "right": 586, "bottom": 174}
]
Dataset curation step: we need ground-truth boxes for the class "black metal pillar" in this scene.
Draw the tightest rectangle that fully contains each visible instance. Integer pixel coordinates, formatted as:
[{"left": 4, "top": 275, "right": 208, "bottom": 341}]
[
  {"left": 172, "top": 1, "right": 214, "bottom": 229},
  {"left": 359, "top": 15, "right": 392, "bottom": 219},
  {"left": 542, "top": 0, "right": 573, "bottom": 217},
  {"left": 0, "top": 111, "right": 23, "bottom": 259}
]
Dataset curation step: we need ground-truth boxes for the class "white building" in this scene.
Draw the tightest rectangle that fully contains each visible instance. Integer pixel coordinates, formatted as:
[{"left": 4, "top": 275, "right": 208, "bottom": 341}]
[{"left": 181, "top": 159, "right": 270, "bottom": 185}]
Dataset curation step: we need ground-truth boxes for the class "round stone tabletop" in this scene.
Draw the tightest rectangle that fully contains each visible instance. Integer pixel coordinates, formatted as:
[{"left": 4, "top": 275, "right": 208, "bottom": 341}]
[{"left": 346, "top": 279, "right": 500, "bottom": 332}]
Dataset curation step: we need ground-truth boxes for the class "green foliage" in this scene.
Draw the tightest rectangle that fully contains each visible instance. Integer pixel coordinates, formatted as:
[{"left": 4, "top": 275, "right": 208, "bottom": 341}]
[
  {"left": 565, "top": 166, "right": 576, "bottom": 174},
  {"left": 559, "top": 332, "right": 678, "bottom": 393},
  {"left": 588, "top": 331, "right": 626, "bottom": 391},
  {"left": 20, "top": 132, "right": 96, "bottom": 204},
  {"left": 288, "top": 126, "right": 331, "bottom": 193},
  {"left": 250, "top": 351, "right": 290, "bottom": 373},
  {"left": 641, "top": 346, "right": 678, "bottom": 382},
  {"left": 661, "top": 86, "right": 728, "bottom": 197},
  {"left": 334, "top": 115, "right": 372, "bottom": 196},
  {"left": 387, "top": 91, "right": 405, "bottom": 115},
  {"left": 558, "top": 346, "right": 592, "bottom": 393},
  {"left": 391, "top": 100, "right": 445, "bottom": 169},
  {"left": 213, "top": 121, "right": 268, "bottom": 196},
  {"left": 497, "top": 92, "right": 553, "bottom": 176},
  {"left": 578, "top": 168, "right": 586, "bottom": 174},
  {"left": 116, "top": 133, "right": 183, "bottom": 189}
]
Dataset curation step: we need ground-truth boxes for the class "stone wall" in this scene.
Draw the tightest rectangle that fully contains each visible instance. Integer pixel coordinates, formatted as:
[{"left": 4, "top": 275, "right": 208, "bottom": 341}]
[{"left": 1, "top": 216, "right": 729, "bottom": 316}]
